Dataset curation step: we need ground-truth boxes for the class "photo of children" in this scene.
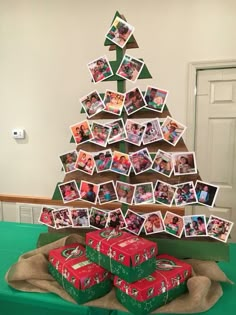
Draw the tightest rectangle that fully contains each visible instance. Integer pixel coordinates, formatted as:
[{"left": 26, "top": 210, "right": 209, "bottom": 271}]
[
  {"left": 90, "top": 123, "right": 111, "bottom": 147},
  {"left": 58, "top": 180, "right": 80, "bottom": 203},
  {"left": 106, "top": 208, "right": 127, "bottom": 229},
  {"left": 111, "top": 151, "right": 132, "bottom": 176},
  {"left": 144, "top": 86, "right": 168, "bottom": 113},
  {"left": 94, "top": 150, "right": 112, "bottom": 173},
  {"left": 130, "top": 148, "right": 152, "bottom": 175},
  {"left": 70, "top": 120, "right": 93, "bottom": 145},
  {"left": 152, "top": 150, "right": 173, "bottom": 177},
  {"left": 116, "top": 181, "right": 135, "bottom": 205},
  {"left": 125, "top": 119, "right": 145, "bottom": 146},
  {"left": 80, "top": 91, "right": 105, "bottom": 118},
  {"left": 107, "top": 119, "right": 127, "bottom": 144},
  {"left": 143, "top": 211, "right": 164, "bottom": 235},
  {"left": 174, "top": 182, "right": 197, "bottom": 206},
  {"left": 154, "top": 181, "right": 176, "bottom": 206},
  {"left": 69, "top": 208, "right": 90, "bottom": 228},
  {"left": 207, "top": 215, "right": 234, "bottom": 243},
  {"left": 163, "top": 212, "right": 184, "bottom": 238},
  {"left": 38, "top": 206, "right": 55, "bottom": 228},
  {"left": 161, "top": 116, "right": 186, "bottom": 146},
  {"left": 134, "top": 182, "right": 155, "bottom": 204},
  {"left": 87, "top": 55, "right": 113, "bottom": 84},
  {"left": 105, "top": 16, "right": 134, "bottom": 48},
  {"left": 89, "top": 207, "right": 108, "bottom": 230},
  {"left": 116, "top": 54, "right": 144, "bottom": 83},
  {"left": 172, "top": 152, "right": 197, "bottom": 176},
  {"left": 124, "top": 87, "right": 146, "bottom": 115},
  {"left": 52, "top": 208, "right": 73, "bottom": 229},
  {"left": 103, "top": 90, "right": 125, "bottom": 115},
  {"left": 76, "top": 150, "right": 95, "bottom": 175},
  {"left": 79, "top": 181, "right": 99, "bottom": 204},
  {"left": 98, "top": 181, "right": 118, "bottom": 204},
  {"left": 195, "top": 180, "right": 219, "bottom": 208},
  {"left": 124, "top": 209, "right": 145, "bottom": 235},
  {"left": 183, "top": 215, "right": 207, "bottom": 237},
  {"left": 142, "top": 119, "right": 162, "bottom": 145},
  {"left": 59, "top": 150, "right": 77, "bottom": 173}
]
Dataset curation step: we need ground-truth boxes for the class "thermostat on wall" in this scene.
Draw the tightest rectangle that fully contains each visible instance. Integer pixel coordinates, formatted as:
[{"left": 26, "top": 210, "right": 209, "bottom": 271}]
[{"left": 12, "top": 128, "right": 25, "bottom": 139}]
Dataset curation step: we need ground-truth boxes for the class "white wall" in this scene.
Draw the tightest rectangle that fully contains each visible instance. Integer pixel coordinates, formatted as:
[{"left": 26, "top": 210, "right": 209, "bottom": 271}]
[{"left": 0, "top": 0, "right": 236, "bottom": 197}]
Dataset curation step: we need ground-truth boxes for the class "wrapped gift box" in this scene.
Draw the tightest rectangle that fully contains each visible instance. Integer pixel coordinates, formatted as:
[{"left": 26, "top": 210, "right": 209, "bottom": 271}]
[
  {"left": 48, "top": 243, "right": 112, "bottom": 304},
  {"left": 86, "top": 228, "right": 158, "bottom": 283},
  {"left": 114, "top": 254, "right": 192, "bottom": 315}
]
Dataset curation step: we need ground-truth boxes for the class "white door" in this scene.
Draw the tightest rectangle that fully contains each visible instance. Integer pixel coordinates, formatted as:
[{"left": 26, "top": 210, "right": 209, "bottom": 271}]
[{"left": 190, "top": 67, "right": 236, "bottom": 242}]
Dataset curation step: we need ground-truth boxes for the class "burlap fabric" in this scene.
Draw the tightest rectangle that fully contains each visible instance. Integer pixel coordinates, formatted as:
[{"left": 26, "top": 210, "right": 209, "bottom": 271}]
[{"left": 5, "top": 233, "right": 233, "bottom": 314}]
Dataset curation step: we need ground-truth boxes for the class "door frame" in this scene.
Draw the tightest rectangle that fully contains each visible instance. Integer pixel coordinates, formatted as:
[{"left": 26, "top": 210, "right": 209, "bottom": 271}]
[{"left": 186, "top": 59, "right": 236, "bottom": 151}]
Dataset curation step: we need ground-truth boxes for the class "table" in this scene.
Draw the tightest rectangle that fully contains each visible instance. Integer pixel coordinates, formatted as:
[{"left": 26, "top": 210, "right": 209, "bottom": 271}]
[{"left": 0, "top": 221, "right": 236, "bottom": 315}]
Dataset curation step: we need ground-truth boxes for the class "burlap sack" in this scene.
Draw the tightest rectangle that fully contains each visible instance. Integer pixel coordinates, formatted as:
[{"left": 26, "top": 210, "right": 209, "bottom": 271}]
[{"left": 5, "top": 233, "right": 233, "bottom": 314}]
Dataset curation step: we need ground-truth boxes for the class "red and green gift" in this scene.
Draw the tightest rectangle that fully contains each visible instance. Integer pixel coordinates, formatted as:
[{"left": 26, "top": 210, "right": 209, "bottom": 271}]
[
  {"left": 48, "top": 243, "right": 112, "bottom": 304},
  {"left": 85, "top": 228, "right": 158, "bottom": 283},
  {"left": 114, "top": 254, "right": 192, "bottom": 315}
]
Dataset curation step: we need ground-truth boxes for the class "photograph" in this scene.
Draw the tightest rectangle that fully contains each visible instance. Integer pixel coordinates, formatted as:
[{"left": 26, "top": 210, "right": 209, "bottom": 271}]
[
  {"left": 105, "top": 16, "right": 134, "bottom": 48},
  {"left": 152, "top": 150, "right": 173, "bottom": 177},
  {"left": 87, "top": 55, "right": 113, "bottom": 84},
  {"left": 58, "top": 180, "right": 80, "bottom": 203},
  {"left": 59, "top": 150, "right": 77, "bottom": 174},
  {"left": 172, "top": 152, "right": 197, "bottom": 176},
  {"left": 38, "top": 206, "right": 55, "bottom": 228},
  {"left": 76, "top": 150, "right": 95, "bottom": 175},
  {"left": 134, "top": 182, "right": 155, "bottom": 204},
  {"left": 79, "top": 181, "right": 99, "bottom": 204},
  {"left": 89, "top": 207, "right": 108, "bottom": 230},
  {"left": 80, "top": 90, "right": 105, "bottom": 118},
  {"left": 195, "top": 180, "right": 219, "bottom": 208},
  {"left": 183, "top": 215, "right": 208, "bottom": 237},
  {"left": 125, "top": 119, "right": 145, "bottom": 146},
  {"left": 144, "top": 86, "right": 168, "bottom": 113},
  {"left": 163, "top": 212, "right": 184, "bottom": 238},
  {"left": 94, "top": 149, "right": 112, "bottom": 173},
  {"left": 90, "top": 122, "right": 111, "bottom": 147},
  {"left": 124, "top": 209, "right": 145, "bottom": 235},
  {"left": 207, "top": 215, "right": 234, "bottom": 243},
  {"left": 98, "top": 181, "right": 118, "bottom": 204},
  {"left": 106, "top": 208, "right": 127, "bottom": 229},
  {"left": 124, "top": 87, "right": 146, "bottom": 115},
  {"left": 116, "top": 181, "right": 135, "bottom": 205},
  {"left": 143, "top": 211, "right": 164, "bottom": 235},
  {"left": 116, "top": 54, "right": 144, "bottom": 83},
  {"left": 111, "top": 151, "right": 132, "bottom": 176},
  {"left": 69, "top": 208, "right": 90, "bottom": 228},
  {"left": 174, "top": 182, "right": 197, "bottom": 206},
  {"left": 161, "top": 116, "right": 187, "bottom": 146},
  {"left": 70, "top": 120, "right": 93, "bottom": 145},
  {"left": 103, "top": 90, "right": 125, "bottom": 115},
  {"left": 52, "top": 208, "right": 73, "bottom": 229},
  {"left": 154, "top": 181, "right": 176, "bottom": 206},
  {"left": 107, "top": 118, "right": 127, "bottom": 144},
  {"left": 142, "top": 118, "right": 162, "bottom": 145},
  {"left": 129, "top": 148, "right": 153, "bottom": 175}
]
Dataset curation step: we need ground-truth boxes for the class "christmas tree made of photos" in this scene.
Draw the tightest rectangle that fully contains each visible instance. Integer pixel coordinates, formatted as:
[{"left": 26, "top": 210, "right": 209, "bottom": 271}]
[{"left": 43, "top": 12, "right": 232, "bottom": 261}]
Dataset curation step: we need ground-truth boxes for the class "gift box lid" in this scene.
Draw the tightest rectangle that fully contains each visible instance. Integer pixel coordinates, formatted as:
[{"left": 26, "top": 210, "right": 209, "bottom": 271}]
[
  {"left": 49, "top": 243, "right": 111, "bottom": 290},
  {"left": 114, "top": 254, "right": 192, "bottom": 302},
  {"left": 86, "top": 228, "right": 158, "bottom": 267}
]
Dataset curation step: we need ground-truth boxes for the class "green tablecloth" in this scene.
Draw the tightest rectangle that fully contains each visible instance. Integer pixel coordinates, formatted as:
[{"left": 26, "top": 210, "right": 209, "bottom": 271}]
[{"left": 0, "top": 221, "right": 236, "bottom": 315}]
